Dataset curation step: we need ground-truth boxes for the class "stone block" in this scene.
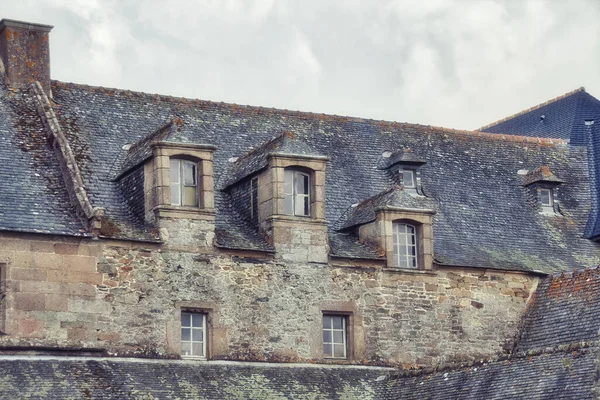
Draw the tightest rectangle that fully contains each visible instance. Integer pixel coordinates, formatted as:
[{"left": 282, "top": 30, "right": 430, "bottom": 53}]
[
  {"left": 10, "top": 268, "right": 46, "bottom": 281},
  {"left": 67, "top": 326, "right": 88, "bottom": 341},
  {"left": 63, "top": 255, "right": 97, "bottom": 273},
  {"left": 54, "top": 243, "right": 79, "bottom": 255},
  {"left": 14, "top": 293, "right": 45, "bottom": 311},
  {"left": 29, "top": 241, "right": 55, "bottom": 253},
  {"left": 18, "top": 319, "right": 44, "bottom": 338},
  {"left": 45, "top": 294, "right": 68, "bottom": 311}
]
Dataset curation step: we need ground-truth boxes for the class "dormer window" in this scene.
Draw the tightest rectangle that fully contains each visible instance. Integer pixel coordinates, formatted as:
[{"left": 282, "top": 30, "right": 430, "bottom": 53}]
[
  {"left": 402, "top": 169, "right": 416, "bottom": 189},
  {"left": 170, "top": 158, "right": 199, "bottom": 207},
  {"left": 393, "top": 222, "right": 418, "bottom": 268},
  {"left": 539, "top": 188, "right": 553, "bottom": 207},
  {"left": 284, "top": 169, "right": 310, "bottom": 217}
]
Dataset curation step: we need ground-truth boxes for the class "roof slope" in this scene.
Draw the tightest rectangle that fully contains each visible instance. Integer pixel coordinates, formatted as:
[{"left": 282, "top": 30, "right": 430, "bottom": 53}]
[
  {"left": 480, "top": 88, "right": 600, "bottom": 146},
  {"left": 0, "top": 80, "right": 597, "bottom": 272},
  {"left": 515, "top": 267, "right": 600, "bottom": 352},
  {"left": 0, "top": 358, "right": 389, "bottom": 399},
  {"left": 0, "top": 81, "right": 86, "bottom": 236}
]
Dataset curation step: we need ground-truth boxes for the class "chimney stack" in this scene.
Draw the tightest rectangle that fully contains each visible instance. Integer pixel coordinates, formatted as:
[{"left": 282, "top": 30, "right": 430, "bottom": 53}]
[{"left": 0, "top": 19, "right": 53, "bottom": 97}]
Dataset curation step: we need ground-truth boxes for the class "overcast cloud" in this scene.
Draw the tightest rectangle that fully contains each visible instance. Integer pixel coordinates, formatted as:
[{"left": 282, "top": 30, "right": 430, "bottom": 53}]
[{"left": 1, "top": 0, "right": 599, "bottom": 129}]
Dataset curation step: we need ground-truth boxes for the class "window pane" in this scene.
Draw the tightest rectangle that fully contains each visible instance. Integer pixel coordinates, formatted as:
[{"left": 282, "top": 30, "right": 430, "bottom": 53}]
[
  {"left": 541, "top": 189, "right": 552, "bottom": 206},
  {"left": 323, "top": 330, "right": 332, "bottom": 343},
  {"left": 323, "top": 315, "right": 331, "bottom": 329},
  {"left": 284, "top": 170, "right": 293, "bottom": 195},
  {"left": 181, "top": 328, "right": 191, "bottom": 341},
  {"left": 284, "top": 194, "right": 293, "bottom": 215},
  {"left": 181, "top": 342, "right": 191, "bottom": 356},
  {"left": 181, "top": 312, "right": 191, "bottom": 327},
  {"left": 303, "top": 196, "right": 310, "bottom": 216},
  {"left": 403, "top": 170, "right": 415, "bottom": 188},
  {"left": 192, "top": 314, "right": 204, "bottom": 327},
  {"left": 183, "top": 186, "right": 197, "bottom": 206},
  {"left": 192, "top": 329, "right": 204, "bottom": 342},
  {"left": 334, "top": 344, "right": 345, "bottom": 358},
  {"left": 183, "top": 162, "right": 197, "bottom": 186},
  {"left": 192, "top": 343, "right": 204, "bottom": 357},
  {"left": 170, "top": 159, "right": 180, "bottom": 184},
  {"left": 333, "top": 331, "right": 344, "bottom": 344},
  {"left": 295, "top": 173, "right": 307, "bottom": 195},
  {"left": 295, "top": 195, "right": 308, "bottom": 216},
  {"left": 171, "top": 183, "right": 181, "bottom": 205},
  {"left": 323, "top": 343, "right": 332, "bottom": 357},
  {"left": 332, "top": 316, "right": 343, "bottom": 330}
]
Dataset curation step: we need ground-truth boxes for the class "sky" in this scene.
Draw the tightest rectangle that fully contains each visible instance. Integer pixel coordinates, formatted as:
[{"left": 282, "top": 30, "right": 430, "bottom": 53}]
[{"left": 1, "top": 0, "right": 599, "bottom": 130}]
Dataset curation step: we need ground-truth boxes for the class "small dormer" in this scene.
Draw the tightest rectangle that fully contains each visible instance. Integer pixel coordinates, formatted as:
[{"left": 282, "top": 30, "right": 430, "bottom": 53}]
[
  {"left": 339, "top": 186, "right": 436, "bottom": 270},
  {"left": 520, "top": 166, "right": 564, "bottom": 215},
  {"left": 380, "top": 148, "right": 427, "bottom": 195},
  {"left": 114, "top": 119, "right": 216, "bottom": 249},
  {"left": 223, "top": 131, "right": 328, "bottom": 263}
]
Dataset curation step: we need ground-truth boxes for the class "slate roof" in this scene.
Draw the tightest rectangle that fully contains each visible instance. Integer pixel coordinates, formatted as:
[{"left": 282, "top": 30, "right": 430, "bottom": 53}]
[
  {"left": 222, "top": 130, "right": 326, "bottom": 189},
  {"left": 1, "top": 80, "right": 599, "bottom": 272},
  {"left": 0, "top": 357, "right": 390, "bottom": 399},
  {"left": 381, "top": 347, "right": 598, "bottom": 400},
  {"left": 480, "top": 87, "right": 600, "bottom": 146},
  {"left": 339, "top": 185, "right": 436, "bottom": 230},
  {"left": 0, "top": 81, "right": 86, "bottom": 237},
  {"left": 515, "top": 267, "right": 600, "bottom": 352}
]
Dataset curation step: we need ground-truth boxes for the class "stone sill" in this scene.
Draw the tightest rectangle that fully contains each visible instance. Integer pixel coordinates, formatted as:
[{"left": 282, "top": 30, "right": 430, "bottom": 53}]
[
  {"left": 268, "top": 215, "right": 327, "bottom": 226},
  {"left": 382, "top": 267, "right": 437, "bottom": 276},
  {"left": 154, "top": 205, "right": 215, "bottom": 221},
  {"left": 180, "top": 355, "right": 208, "bottom": 361}
]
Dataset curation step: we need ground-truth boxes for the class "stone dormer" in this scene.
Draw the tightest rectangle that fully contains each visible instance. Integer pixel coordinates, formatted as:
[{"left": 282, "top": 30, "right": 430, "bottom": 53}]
[
  {"left": 340, "top": 186, "right": 436, "bottom": 270},
  {"left": 115, "top": 119, "right": 216, "bottom": 249},
  {"left": 520, "top": 166, "right": 564, "bottom": 215},
  {"left": 223, "top": 131, "right": 328, "bottom": 262},
  {"left": 380, "top": 148, "right": 427, "bottom": 195}
]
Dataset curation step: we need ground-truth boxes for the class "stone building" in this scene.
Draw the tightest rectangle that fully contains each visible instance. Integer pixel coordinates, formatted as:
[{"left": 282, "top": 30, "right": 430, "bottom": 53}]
[{"left": 0, "top": 18, "right": 599, "bottom": 398}]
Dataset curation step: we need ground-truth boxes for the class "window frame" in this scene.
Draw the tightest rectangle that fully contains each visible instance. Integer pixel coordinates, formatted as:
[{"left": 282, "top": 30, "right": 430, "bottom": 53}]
[
  {"left": 180, "top": 310, "right": 208, "bottom": 359},
  {"left": 170, "top": 158, "right": 200, "bottom": 207},
  {"left": 284, "top": 169, "right": 311, "bottom": 217},
  {"left": 539, "top": 188, "right": 553, "bottom": 207},
  {"left": 402, "top": 168, "right": 416, "bottom": 189},
  {"left": 392, "top": 222, "right": 419, "bottom": 269},
  {"left": 322, "top": 314, "right": 348, "bottom": 359}
]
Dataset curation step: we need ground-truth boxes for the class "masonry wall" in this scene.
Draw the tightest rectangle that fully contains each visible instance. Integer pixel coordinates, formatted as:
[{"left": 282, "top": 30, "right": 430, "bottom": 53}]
[{"left": 0, "top": 232, "right": 538, "bottom": 367}]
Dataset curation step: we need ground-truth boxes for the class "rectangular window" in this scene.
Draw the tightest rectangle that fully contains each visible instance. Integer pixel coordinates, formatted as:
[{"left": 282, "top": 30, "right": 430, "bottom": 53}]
[
  {"left": 322, "top": 315, "right": 347, "bottom": 358},
  {"left": 170, "top": 159, "right": 198, "bottom": 207},
  {"left": 540, "top": 188, "right": 553, "bottom": 206},
  {"left": 181, "top": 311, "right": 207, "bottom": 358},
  {"left": 393, "top": 223, "right": 418, "bottom": 268},
  {"left": 284, "top": 170, "right": 310, "bottom": 217},
  {"left": 402, "top": 169, "right": 416, "bottom": 189},
  {"left": 250, "top": 177, "right": 259, "bottom": 225}
]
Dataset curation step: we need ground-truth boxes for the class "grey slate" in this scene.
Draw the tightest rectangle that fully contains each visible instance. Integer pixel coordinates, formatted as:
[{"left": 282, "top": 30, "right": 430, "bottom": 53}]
[
  {"left": 1, "top": 81, "right": 598, "bottom": 272},
  {"left": 0, "top": 81, "right": 86, "bottom": 237},
  {"left": 0, "top": 358, "right": 390, "bottom": 399}
]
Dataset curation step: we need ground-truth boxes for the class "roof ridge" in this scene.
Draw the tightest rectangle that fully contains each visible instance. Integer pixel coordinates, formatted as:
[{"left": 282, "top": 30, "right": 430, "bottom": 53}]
[
  {"left": 478, "top": 87, "right": 586, "bottom": 131},
  {"left": 52, "top": 80, "right": 566, "bottom": 147}
]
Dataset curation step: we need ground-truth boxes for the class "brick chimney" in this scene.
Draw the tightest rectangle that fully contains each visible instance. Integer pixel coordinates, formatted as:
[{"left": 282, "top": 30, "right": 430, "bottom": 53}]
[{"left": 0, "top": 19, "right": 53, "bottom": 96}]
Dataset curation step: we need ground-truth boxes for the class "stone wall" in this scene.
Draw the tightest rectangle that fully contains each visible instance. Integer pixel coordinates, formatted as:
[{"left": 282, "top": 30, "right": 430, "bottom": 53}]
[{"left": 0, "top": 232, "right": 539, "bottom": 367}]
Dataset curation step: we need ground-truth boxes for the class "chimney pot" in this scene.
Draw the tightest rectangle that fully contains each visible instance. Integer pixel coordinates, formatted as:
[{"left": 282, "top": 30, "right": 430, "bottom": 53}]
[{"left": 0, "top": 19, "right": 53, "bottom": 97}]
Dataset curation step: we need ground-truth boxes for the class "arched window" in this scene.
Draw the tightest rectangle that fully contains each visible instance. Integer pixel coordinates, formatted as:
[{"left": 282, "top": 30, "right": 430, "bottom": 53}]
[
  {"left": 170, "top": 158, "right": 199, "bottom": 207},
  {"left": 284, "top": 169, "right": 310, "bottom": 216},
  {"left": 392, "top": 222, "right": 418, "bottom": 268}
]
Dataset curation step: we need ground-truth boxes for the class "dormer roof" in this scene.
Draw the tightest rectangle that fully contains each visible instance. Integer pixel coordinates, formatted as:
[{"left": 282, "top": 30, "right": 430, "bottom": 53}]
[
  {"left": 521, "top": 166, "right": 565, "bottom": 187},
  {"left": 222, "top": 131, "right": 326, "bottom": 189},
  {"left": 340, "top": 186, "right": 436, "bottom": 230},
  {"left": 379, "top": 148, "right": 427, "bottom": 169}
]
